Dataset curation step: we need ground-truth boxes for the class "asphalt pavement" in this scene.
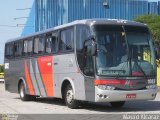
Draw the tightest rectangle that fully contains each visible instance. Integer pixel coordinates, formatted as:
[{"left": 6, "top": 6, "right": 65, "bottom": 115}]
[{"left": 0, "top": 82, "right": 160, "bottom": 120}]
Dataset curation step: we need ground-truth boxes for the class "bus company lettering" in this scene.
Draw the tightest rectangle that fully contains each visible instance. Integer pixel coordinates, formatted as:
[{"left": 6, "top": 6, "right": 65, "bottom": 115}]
[{"left": 38, "top": 57, "right": 52, "bottom": 62}]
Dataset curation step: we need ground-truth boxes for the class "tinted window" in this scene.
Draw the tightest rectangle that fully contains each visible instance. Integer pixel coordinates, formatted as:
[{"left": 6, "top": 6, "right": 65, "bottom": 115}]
[
  {"left": 28, "top": 40, "right": 33, "bottom": 54},
  {"left": 52, "top": 33, "right": 58, "bottom": 52},
  {"left": 14, "top": 41, "right": 22, "bottom": 57},
  {"left": 38, "top": 37, "right": 45, "bottom": 54},
  {"left": 23, "top": 40, "right": 28, "bottom": 55},
  {"left": 34, "top": 36, "right": 45, "bottom": 54},
  {"left": 76, "top": 25, "right": 91, "bottom": 73},
  {"left": 76, "top": 25, "right": 90, "bottom": 51},
  {"left": 46, "top": 36, "right": 52, "bottom": 54},
  {"left": 45, "top": 32, "right": 58, "bottom": 53},
  {"left": 83, "top": 45, "right": 94, "bottom": 76},
  {"left": 59, "top": 27, "right": 74, "bottom": 51},
  {"left": 5, "top": 43, "right": 13, "bottom": 58},
  {"left": 23, "top": 39, "right": 33, "bottom": 56},
  {"left": 34, "top": 38, "right": 39, "bottom": 54}
]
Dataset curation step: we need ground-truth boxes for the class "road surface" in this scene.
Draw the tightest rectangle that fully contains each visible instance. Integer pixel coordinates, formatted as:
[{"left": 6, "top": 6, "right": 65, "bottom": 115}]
[{"left": 0, "top": 83, "right": 160, "bottom": 120}]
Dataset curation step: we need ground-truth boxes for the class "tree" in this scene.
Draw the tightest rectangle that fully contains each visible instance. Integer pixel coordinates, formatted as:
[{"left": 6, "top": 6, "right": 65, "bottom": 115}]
[
  {"left": 134, "top": 14, "right": 160, "bottom": 48},
  {"left": 0, "top": 65, "right": 4, "bottom": 73}
]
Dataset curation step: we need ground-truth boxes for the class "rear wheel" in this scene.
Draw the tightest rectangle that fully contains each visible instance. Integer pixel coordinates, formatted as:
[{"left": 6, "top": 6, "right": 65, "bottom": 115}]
[
  {"left": 110, "top": 101, "right": 125, "bottom": 108},
  {"left": 64, "top": 84, "right": 79, "bottom": 109},
  {"left": 19, "top": 82, "right": 34, "bottom": 101}
]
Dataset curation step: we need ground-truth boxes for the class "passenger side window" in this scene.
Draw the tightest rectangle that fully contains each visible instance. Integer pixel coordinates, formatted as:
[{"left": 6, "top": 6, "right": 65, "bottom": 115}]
[
  {"left": 46, "top": 36, "right": 52, "bottom": 54},
  {"left": 34, "top": 38, "right": 39, "bottom": 54},
  {"left": 38, "top": 37, "right": 45, "bottom": 54},
  {"left": 23, "top": 40, "right": 27, "bottom": 55},
  {"left": 5, "top": 43, "right": 13, "bottom": 58},
  {"left": 23, "top": 39, "right": 33, "bottom": 56},
  {"left": 59, "top": 28, "right": 74, "bottom": 51},
  {"left": 45, "top": 32, "right": 58, "bottom": 53},
  {"left": 27, "top": 39, "right": 33, "bottom": 55},
  {"left": 14, "top": 42, "right": 22, "bottom": 57},
  {"left": 34, "top": 36, "right": 45, "bottom": 54},
  {"left": 52, "top": 33, "right": 58, "bottom": 53}
]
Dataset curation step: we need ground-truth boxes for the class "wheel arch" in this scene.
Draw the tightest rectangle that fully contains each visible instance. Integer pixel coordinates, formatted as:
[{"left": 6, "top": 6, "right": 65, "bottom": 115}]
[
  {"left": 18, "top": 77, "right": 27, "bottom": 93},
  {"left": 61, "top": 77, "right": 75, "bottom": 99}
]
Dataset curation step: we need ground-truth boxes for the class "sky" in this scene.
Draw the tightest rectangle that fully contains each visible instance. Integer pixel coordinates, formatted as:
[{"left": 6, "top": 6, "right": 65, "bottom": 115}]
[{"left": 0, "top": 0, "right": 33, "bottom": 64}]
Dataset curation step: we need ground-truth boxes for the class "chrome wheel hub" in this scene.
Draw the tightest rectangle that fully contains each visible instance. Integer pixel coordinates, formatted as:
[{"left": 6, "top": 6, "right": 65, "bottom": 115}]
[
  {"left": 20, "top": 86, "right": 24, "bottom": 98},
  {"left": 66, "top": 90, "right": 74, "bottom": 104}
]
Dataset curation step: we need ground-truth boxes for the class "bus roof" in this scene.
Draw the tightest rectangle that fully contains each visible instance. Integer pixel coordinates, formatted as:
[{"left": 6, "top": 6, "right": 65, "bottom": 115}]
[{"left": 6, "top": 19, "right": 147, "bottom": 43}]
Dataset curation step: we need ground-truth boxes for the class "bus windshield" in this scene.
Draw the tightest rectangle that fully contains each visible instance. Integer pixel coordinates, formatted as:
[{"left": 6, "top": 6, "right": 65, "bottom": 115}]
[{"left": 94, "top": 25, "right": 156, "bottom": 77}]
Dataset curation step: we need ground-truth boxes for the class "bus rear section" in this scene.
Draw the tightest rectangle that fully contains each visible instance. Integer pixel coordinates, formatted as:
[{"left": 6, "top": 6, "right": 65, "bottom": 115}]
[{"left": 4, "top": 19, "right": 158, "bottom": 109}]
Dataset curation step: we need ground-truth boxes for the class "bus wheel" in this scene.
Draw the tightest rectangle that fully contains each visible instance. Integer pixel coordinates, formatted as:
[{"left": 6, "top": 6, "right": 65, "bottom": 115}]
[
  {"left": 19, "top": 82, "right": 32, "bottom": 101},
  {"left": 110, "top": 101, "right": 125, "bottom": 108},
  {"left": 64, "top": 84, "right": 79, "bottom": 109}
]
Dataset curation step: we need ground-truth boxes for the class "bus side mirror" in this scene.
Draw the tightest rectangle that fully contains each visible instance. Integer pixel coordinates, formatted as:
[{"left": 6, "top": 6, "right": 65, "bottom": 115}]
[
  {"left": 83, "top": 36, "right": 97, "bottom": 56},
  {"left": 91, "top": 40, "right": 97, "bottom": 56}
]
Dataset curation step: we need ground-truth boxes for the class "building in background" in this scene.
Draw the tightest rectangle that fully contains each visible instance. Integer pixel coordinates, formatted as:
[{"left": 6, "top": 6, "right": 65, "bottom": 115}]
[
  {"left": 21, "top": 2, "right": 35, "bottom": 36},
  {"left": 158, "top": 1, "right": 160, "bottom": 15},
  {"left": 23, "top": 0, "right": 160, "bottom": 35},
  {"left": 148, "top": 2, "right": 158, "bottom": 14},
  {"left": 34, "top": 0, "right": 149, "bottom": 32}
]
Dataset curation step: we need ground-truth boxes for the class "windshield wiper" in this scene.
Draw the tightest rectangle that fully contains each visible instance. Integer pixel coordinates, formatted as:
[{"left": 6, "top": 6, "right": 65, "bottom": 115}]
[
  {"left": 133, "top": 59, "right": 147, "bottom": 78},
  {"left": 122, "top": 26, "right": 132, "bottom": 76}
]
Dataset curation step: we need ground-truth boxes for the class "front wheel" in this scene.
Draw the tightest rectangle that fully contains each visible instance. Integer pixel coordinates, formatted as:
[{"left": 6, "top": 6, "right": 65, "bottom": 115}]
[
  {"left": 64, "top": 84, "right": 79, "bottom": 109},
  {"left": 110, "top": 101, "right": 125, "bottom": 108}
]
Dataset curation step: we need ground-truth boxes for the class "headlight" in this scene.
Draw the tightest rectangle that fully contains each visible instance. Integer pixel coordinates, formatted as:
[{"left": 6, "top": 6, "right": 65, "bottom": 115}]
[
  {"left": 148, "top": 79, "right": 156, "bottom": 84},
  {"left": 97, "top": 85, "right": 115, "bottom": 90},
  {"left": 146, "top": 85, "right": 156, "bottom": 89}
]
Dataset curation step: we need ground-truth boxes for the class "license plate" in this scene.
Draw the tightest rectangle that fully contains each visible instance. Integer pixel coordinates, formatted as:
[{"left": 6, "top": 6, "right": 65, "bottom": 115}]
[{"left": 126, "top": 94, "right": 136, "bottom": 99}]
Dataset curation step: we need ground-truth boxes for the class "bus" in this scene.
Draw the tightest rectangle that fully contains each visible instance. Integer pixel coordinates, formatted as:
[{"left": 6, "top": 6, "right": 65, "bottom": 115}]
[{"left": 4, "top": 19, "right": 158, "bottom": 108}]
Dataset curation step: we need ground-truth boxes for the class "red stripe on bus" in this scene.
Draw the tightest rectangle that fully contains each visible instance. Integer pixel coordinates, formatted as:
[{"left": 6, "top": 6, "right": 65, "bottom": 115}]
[
  {"left": 24, "top": 61, "right": 35, "bottom": 95},
  {"left": 94, "top": 79, "right": 126, "bottom": 85},
  {"left": 38, "top": 56, "right": 54, "bottom": 97}
]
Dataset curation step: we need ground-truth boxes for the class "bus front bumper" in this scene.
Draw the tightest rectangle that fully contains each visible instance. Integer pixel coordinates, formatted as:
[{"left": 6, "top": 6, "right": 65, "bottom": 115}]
[{"left": 95, "top": 86, "right": 158, "bottom": 102}]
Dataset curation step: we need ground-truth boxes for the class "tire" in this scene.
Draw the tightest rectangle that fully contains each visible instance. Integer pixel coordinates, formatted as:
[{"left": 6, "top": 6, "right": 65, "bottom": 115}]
[
  {"left": 19, "top": 82, "right": 33, "bottom": 101},
  {"left": 110, "top": 101, "right": 125, "bottom": 108},
  {"left": 64, "top": 84, "right": 79, "bottom": 109}
]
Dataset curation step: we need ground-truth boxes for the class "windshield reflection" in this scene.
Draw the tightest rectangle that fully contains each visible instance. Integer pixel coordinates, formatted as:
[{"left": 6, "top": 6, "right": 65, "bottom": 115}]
[{"left": 94, "top": 25, "right": 156, "bottom": 77}]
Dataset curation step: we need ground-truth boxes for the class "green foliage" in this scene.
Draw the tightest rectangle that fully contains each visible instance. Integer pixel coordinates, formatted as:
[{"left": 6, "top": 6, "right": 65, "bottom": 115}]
[
  {"left": 134, "top": 14, "right": 160, "bottom": 47},
  {"left": 0, "top": 65, "right": 4, "bottom": 73}
]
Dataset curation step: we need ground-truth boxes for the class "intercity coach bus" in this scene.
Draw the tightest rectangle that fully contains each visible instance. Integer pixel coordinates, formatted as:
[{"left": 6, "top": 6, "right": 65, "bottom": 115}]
[{"left": 4, "top": 19, "right": 158, "bottom": 108}]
